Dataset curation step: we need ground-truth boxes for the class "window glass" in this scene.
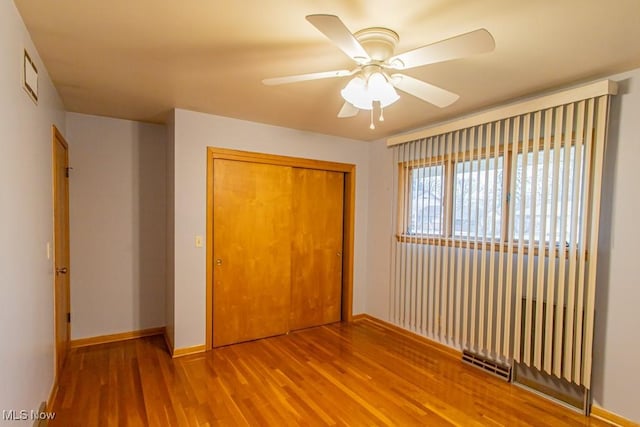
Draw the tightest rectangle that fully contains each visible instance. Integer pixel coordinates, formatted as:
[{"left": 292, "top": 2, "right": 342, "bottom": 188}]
[
  {"left": 512, "top": 146, "right": 581, "bottom": 244},
  {"left": 453, "top": 156, "right": 504, "bottom": 239},
  {"left": 407, "top": 164, "right": 444, "bottom": 235}
]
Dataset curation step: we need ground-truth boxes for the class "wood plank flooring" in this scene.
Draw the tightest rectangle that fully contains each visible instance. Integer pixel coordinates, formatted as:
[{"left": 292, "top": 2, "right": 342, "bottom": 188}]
[{"left": 51, "top": 319, "right": 609, "bottom": 426}]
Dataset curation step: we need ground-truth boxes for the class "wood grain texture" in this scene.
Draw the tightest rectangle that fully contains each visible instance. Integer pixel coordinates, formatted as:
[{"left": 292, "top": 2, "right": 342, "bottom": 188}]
[
  {"left": 50, "top": 319, "right": 610, "bottom": 426},
  {"left": 340, "top": 165, "right": 355, "bottom": 323},
  {"left": 213, "top": 159, "right": 293, "bottom": 347},
  {"left": 206, "top": 147, "right": 357, "bottom": 348},
  {"left": 52, "top": 125, "right": 71, "bottom": 380},
  {"left": 206, "top": 147, "right": 354, "bottom": 173},
  {"left": 47, "top": 382, "right": 58, "bottom": 413},
  {"left": 355, "top": 314, "right": 462, "bottom": 359},
  {"left": 290, "top": 168, "right": 344, "bottom": 330}
]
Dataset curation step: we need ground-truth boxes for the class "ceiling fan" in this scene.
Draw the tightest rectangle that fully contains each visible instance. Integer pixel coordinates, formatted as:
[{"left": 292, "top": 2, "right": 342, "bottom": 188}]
[{"left": 263, "top": 15, "right": 495, "bottom": 129}]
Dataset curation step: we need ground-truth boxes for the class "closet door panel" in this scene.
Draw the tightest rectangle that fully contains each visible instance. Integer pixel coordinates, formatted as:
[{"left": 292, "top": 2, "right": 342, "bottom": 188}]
[
  {"left": 290, "top": 168, "right": 344, "bottom": 330},
  {"left": 213, "top": 159, "right": 292, "bottom": 347}
]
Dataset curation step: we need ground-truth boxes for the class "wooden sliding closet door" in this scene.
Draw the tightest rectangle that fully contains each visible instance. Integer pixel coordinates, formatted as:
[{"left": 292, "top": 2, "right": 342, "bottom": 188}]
[
  {"left": 290, "top": 168, "right": 344, "bottom": 330},
  {"left": 212, "top": 159, "right": 292, "bottom": 347}
]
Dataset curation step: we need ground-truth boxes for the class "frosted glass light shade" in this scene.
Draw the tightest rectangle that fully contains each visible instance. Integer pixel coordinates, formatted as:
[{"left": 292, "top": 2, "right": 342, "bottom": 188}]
[
  {"left": 368, "top": 72, "right": 399, "bottom": 107},
  {"left": 340, "top": 77, "right": 373, "bottom": 110},
  {"left": 341, "top": 72, "right": 400, "bottom": 111}
]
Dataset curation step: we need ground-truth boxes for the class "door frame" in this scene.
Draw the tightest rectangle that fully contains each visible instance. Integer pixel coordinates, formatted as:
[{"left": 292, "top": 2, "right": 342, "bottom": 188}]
[
  {"left": 52, "top": 125, "right": 71, "bottom": 378},
  {"left": 205, "top": 147, "right": 356, "bottom": 350}
]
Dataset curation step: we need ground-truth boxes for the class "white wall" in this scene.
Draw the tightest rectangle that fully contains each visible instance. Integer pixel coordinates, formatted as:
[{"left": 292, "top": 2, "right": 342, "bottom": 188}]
[
  {"left": 170, "top": 108, "right": 370, "bottom": 349},
  {"left": 366, "top": 139, "right": 394, "bottom": 319},
  {"left": 0, "top": 0, "right": 65, "bottom": 420},
  {"left": 65, "top": 113, "right": 166, "bottom": 339},
  {"left": 591, "top": 68, "right": 640, "bottom": 422},
  {"left": 366, "top": 71, "right": 640, "bottom": 422}
]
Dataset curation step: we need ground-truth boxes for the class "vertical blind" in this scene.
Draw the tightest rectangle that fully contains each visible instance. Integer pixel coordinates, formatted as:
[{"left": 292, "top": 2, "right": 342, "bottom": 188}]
[{"left": 389, "top": 84, "right": 614, "bottom": 388}]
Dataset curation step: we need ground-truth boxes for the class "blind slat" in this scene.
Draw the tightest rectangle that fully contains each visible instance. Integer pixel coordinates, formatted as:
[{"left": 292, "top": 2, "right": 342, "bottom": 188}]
[
  {"left": 583, "top": 96, "right": 608, "bottom": 387},
  {"left": 426, "top": 137, "right": 436, "bottom": 337},
  {"left": 570, "top": 101, "right": 586, "bottom": 382},
  {"left": 513, "top": 113, "right": 531, "bottom": 363},
  {"left": 561, "top": 104, "right": 575, "bottom": 380},
  {"left": 455, "top": 129, "right": 467, "bottom": 346},
  {"left": 534, "top": 109, "right": 552, "bottom": 369},
  {"left": 523, "top": 111, "right": 542, "bottom": 366},
  {"left": 446, "top": 132, "right": 456, "bottom": 340},
  {"left": 479, "top": 123, "right": 492, "bottom": 351},
  {"left": 417, "top": 138, "right": 427, "bottom": 334},
  {"left": 409, "top": 140, "right": 418, "bottom": 331},
  {"left": 503, "top": 116, "right": 521, "bottom": 358},
  {"left": 495, "top": 118, "right": 510, "bottom": 357},
  {"left": 487, "top": 122, "right": 500, "bottom": 354},
  {"left": 551, "top": 106, "right": 566, "bottom": 376}
]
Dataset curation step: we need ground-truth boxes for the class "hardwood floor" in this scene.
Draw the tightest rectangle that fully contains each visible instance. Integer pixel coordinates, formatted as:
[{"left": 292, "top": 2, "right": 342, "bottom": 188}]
[{"left": 51, "top": 319, "right": 609, "bottom": 426}]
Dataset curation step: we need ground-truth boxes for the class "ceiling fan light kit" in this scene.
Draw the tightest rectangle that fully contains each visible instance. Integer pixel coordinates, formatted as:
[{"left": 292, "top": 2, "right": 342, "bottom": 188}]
[
  {"left": 263, "top": 14, "right": 495, "bottom": 130},
  {"left": 340, "top": 70, "right": 399, "bottom": 110},
  {"left": 340, "top": 69, "right": 399, "bottom": 130}
]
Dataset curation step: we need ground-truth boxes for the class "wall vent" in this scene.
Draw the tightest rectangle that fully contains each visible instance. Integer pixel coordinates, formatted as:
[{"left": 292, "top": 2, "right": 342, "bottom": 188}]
[{"left": 462, "top": 350, "right": 512, "bottom": 381}]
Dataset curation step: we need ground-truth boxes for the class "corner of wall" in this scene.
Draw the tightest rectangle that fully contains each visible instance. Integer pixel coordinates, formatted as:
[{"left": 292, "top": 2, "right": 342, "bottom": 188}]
[
  {"left": 165, "top": 110, "right": 176, "bottom": 348},
  {"left": 365, "top": 138, "right": 394, "bottom": 320}
]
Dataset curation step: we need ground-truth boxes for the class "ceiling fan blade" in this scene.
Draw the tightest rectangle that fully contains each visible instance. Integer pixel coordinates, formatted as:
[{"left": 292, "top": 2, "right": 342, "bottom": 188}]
[
  {"left": 388, "top": 29, "right": 495, "bottom": 70},
  {"left": 392, "top": 74, "right": 459, "bottom": 108},
  {"left": 262, "top": 69, "right": 352, "bottom": 86},
  {"left": 337, "top": 102, "right": 359, "bottom": 118},
  {"left": 306, "top": 14, "right": 370, "bottom": 63}
]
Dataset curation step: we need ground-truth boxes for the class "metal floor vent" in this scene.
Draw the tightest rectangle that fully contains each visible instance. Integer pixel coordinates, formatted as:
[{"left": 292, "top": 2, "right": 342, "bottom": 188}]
[{"left": 462, "top": 350, "right": 512, "bottom": 381}]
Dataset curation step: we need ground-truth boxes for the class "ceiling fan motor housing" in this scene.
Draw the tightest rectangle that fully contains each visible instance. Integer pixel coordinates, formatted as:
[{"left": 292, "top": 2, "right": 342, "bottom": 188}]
[{"left": 354, "top": 27, "right": 399, "bottom": 62}]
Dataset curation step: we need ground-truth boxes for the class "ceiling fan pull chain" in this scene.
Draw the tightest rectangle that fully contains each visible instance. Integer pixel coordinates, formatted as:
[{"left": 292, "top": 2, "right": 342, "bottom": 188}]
[
  {"left": 379, "top": 105, "right": 385, "bottom": 122},
  {"left": 370, "top": 109, "right": 375, "bottom": 130}
]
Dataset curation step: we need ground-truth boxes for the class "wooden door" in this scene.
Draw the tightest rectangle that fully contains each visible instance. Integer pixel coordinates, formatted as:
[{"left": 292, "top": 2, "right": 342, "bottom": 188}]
[
  {"left": 52, "top": 126, "right": 71, "bottom": 376},
  {"left": 290, "top": 168, "right": 344, "bottom": 330},
  {"left": 212, "top": 159, "right": 293, "bottom": 347}
]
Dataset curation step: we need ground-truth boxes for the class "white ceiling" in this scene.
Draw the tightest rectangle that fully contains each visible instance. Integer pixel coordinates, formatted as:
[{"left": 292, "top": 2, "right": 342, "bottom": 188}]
[{"left": 14, "top": 0, "right": 640, "bottom": 141}]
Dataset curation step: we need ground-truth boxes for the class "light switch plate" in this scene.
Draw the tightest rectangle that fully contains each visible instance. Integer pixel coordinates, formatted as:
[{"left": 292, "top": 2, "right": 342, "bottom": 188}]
[{"left": 195, "top": 235, "right": 203, "bottom": 248}]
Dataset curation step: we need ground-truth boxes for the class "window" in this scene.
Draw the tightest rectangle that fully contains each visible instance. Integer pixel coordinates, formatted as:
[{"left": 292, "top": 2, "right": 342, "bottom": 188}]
[
  {"left": 453, "top": 156, "right": 504, "bottom": 239},
  {"left": 399, "top": 139, "right": 584, "bottom": 248},
  {"left": 512, "top": 146, "right": 582, "bottom": 244},
  {"left": 406, "top": 164, "right": 444, "bottom": 236}
]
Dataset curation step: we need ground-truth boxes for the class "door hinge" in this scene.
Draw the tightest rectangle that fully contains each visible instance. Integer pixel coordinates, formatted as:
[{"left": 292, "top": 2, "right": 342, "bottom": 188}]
[
  {"left": 65, "top": 167, "right": 73, "bottom": 178},
  {"left": 67, "top": 312, "right": 71, "bottom": 323}
]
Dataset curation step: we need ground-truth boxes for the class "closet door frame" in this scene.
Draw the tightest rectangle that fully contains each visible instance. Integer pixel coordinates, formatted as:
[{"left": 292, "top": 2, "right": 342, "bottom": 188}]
[{"left": 205, "top": 147, "right": 356, "bottom": 350}]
